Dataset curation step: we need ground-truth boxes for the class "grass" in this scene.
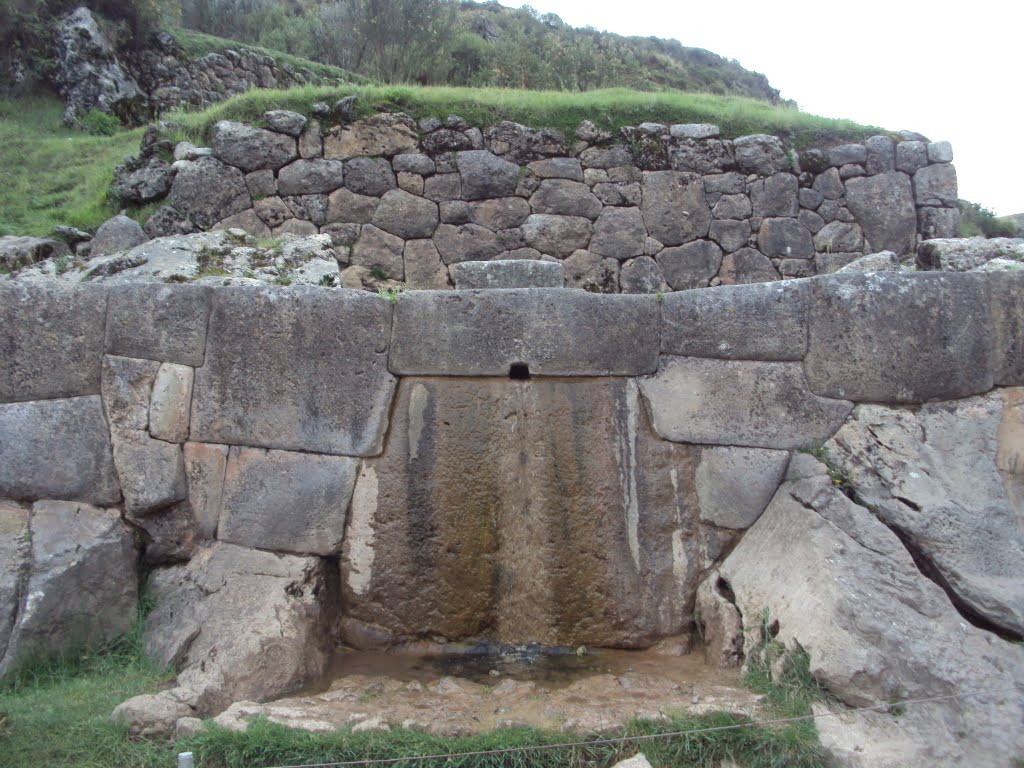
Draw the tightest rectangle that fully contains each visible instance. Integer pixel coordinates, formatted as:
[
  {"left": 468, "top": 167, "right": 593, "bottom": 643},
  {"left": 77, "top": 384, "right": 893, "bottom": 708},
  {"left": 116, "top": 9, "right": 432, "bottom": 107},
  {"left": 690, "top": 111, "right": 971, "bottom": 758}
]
[
  {"left": 0, "top": 96, "right": 144, "bottom": 237},
  {"left": 0, "top": 608, "right": 829, "bottom": 768},
  {"left": 0, "top": 603, "right": 176, "bottom": 768},
  {"left": 164, "top": 83, "right": 883, "bottom": 150}
]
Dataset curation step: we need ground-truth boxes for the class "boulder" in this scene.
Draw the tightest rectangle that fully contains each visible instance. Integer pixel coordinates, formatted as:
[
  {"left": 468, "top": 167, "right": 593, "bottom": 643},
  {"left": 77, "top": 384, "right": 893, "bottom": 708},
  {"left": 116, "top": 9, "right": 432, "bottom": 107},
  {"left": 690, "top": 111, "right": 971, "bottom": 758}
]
[
  {"left": 708, "top": 220, "right": 751, "bottom": 253},
  {"left": 217, "top": 447, "right": 358, "bottom": 555},
  {"left": 140, "top": 543, "right": 331, "bottom": 715},
  {"left": 804, "top": 273, "right": 994, "bottom": 403},
  {"left": 845, "top": 172, "right": 916, "bottom": 254},
  {"left": 826, "top": 392, "right": 1024, "bottom": 636},
  {"left": 619, "top": 256, "right": 668, "bottom": 294},
  {"left": 324, "top": 113, "right": 419, "bottom": 160},
  {"left": 112, "top": 157, "right": 177, "bottom": 205},
  {"left": 916, "top": 237, "right": 1024, "bottom": 272},
  {"left": 326, "top": 187, "right": 379, "bottom": 224},
  {"left": 390, "top": 290, "right": 659, "bottom": 376},
  {"left": 433, "top": 223, "right": 503, "bottom": 265},
  {"left": 190, "top": 285, "right": 396, "bottom": 456},
  {"left": 563, "top": 250, "right": 620, "bottom": 293},
  {"left": 711, "top": 194, "right": 751, "bottom": 219},
  {"left": 913, "top": 164, "right": 958, "bottom": 207},
  {"left": 732, "top": 134, "right": 788, "bottom": 176},
  {"left": 276, "top": 159, "right": 344, "bottom": 196},
  {"left": 371, "top": 189, "right": 438, "bottom": 239},
  {"left": 52, "top": 7, "right": 144, "bottom": 126},
  {"left": 520, "top": 214, "right": 592, "bottom": 257},
  {"left": 263, "top": 110, "right": 307, "bottom": 137},
  {"left": 485, "top": 121, "right": 567, "bottom": 164},
  {"left": 668, "top": 139, "right": 734, "bottom": 174},
  {"left": 403, "top": 239, "right": 450, "bottom": 290},
  {"left": 456, "top": 150, "right": 520, "bottom": 200},
  {"left": 344, "top": 157, "right": 396, "bottom": 197},
  {"left": 639, "top": 356, "right": 852, "bottom": 449},
  {"left": 528, "top": 179, "right": 602, "bottom": 219},
  {"left": 0, "top": 501, "right": 30, "bottom": 664},
  {"left": 757, "top": 218, "right": 813, "bottom": 259},
  {"left": 750, "top": 173, "right": 798, "bottom": 218},
  {"left": 143, "top": 206, "right": 195, "bottom": 239},
  {"left": 656, "top": 240, "right": 723, "bottom": 290},
  {"left": 168, "top": 157, "right": 251, "bottom": 230},
  {"left": 351, "top": 224, "right": 405, "bottom": 279},
  {"left": 896, "top": 141, "right": 929, "bottom": 174},
  {"left": 640, "top": 171, "right": 711, "bottom": 246},
  {"left": 449, "top": 259, "right": 563, "bottom": 289},
  {"left": 813, "top": 221, "right": 864, "bottom": 254},
  {"left": 90, "top": 214, "right": 148, "bottom": 258},
  {"left": 718, "top": 248, "right": 780, "bottom": 284},
  {"left": 708, "top": 459, "right": 1024, "bottom": 766},
  {"left": 917, "top": 206, "right": 961, "bottom": 240},
  {"left": 864, "top": 135, "right": 895, "bottom": 175},
  {"left": 111, "top": 689, "right": 196, "bottom": 738},
  {"left": 210, "top": 121, "right": 297, "bottom": 173},
  {"left": 0, "top": 236, "right": 69, "bottom": 271},
  {"left": 467, "top": 198, "right": 531, "bottom": 231},
  {"left": 827, "top": 143, "right": 867, "bottom": 167},
  {"left": 0, "top": 396, "right": 121, "bottom": 505},
  {"left": 835, "top": 251, "right": 902, "bottom": 273},
  {"left": 0, "top": 501, "right": 136, "bottom": 679},
  {"left": 660, "top": 279, "right": 810, "bottom": 360},
  {"left": 589, "top": 207, "right": 647, "bottom": 260}
]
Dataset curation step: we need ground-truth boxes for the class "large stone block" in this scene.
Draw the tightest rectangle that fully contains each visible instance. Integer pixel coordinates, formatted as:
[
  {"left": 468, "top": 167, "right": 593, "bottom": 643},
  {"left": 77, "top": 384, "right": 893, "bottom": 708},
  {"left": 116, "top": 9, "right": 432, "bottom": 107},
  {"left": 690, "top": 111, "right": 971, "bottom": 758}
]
[
  {"left": 696, "top": 447, "right": 790, "bottom": 529},
  {"left": 149, "top": 363, "right": 193, "bottom": 443},
  {"left": 218, "top": 447, "right": 358, "bottom": 555},
  {"left": 371, "top": 189, "right": 438, "bottom": 239},
  {"left": 528, "top": 179, "right": 602, "bottom": 219},
  {"left": 456, "top": 150, "right": 519, "bottom": 200},
  {"left": 804, "top": 273, "right": 993, "bottom": 402},
  {"left": 844, "top": 172, "right": 916, "bottom": 255},
  {"left": 657, "top": 241, "right": 723, "bottom": 290},
  {"left": 0, "top": 396, "right": 120, "bottom": 505},
  {"left": 390, "top": 290, "right": 660, "bottom": 376},
  {"left": 449, "top": 260, "right": 563, "bottom": 289},
  {"left": 640, "top": 356, "right": 852, "bottom": 449},
  {"left": 589, "top": 207, "right": 647, "bottom": 260},
  {"left": 190, "top": 286, "right": 396, "bottom": 456},
  {"left": 211, "top": 121, "right": 297, "bottom": 172},
  {"left": 340, "top": 378, "right": 706, "bottom": 648},
  {"left": 641, "top": 171, "right": 711, "bottom": 246},
  {"left": 0, "top": 501, "right": 136, "bottom": 679},
  {"left": 141, "top": 543, "right": 331, "bottom": 714},
  {"left": 102, "top": 355, "right": 159, "bottom": 431},
  {"left": 520, "top": 214, "right": 592, "bottom": 257},
  {"left": 110, "top": 428, "right": 187, "bottom": 515},
  {"left": 0, "top": 283, "right": 108, "bottom": 403},
  {"left": 105, "top": 283, "right": 211, "bottom": 366},
  {"left": 167, "top": 157, "right": 251, "bottom": 230},
  {"left": 827, "top": 392, "right": 1024, "bottom": 636},
  {"left": 711, "top": 465, "right": 1024, "bottom": 766},
  {"left": 661, "top": 280, "right": 810, "bottom": 361},
  {"left": 0, "top": 501, "right": 29, "bottom": 664},
  {"left": 990, "top": 272, "right": 1024, "bottom": 386},
  {"left": 183, "top": 442, "right": 228, "bottom": 539},
  {"left": 913, "top": 164, "right": 958, "bottom": 207}
]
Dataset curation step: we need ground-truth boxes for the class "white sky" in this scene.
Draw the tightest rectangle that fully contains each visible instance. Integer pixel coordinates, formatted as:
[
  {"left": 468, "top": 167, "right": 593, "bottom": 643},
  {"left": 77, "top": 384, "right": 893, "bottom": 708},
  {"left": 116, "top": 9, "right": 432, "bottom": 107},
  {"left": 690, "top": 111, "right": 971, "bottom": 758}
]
[{"left": 499, "top": 0, "right": 1024, "bottom": 216}]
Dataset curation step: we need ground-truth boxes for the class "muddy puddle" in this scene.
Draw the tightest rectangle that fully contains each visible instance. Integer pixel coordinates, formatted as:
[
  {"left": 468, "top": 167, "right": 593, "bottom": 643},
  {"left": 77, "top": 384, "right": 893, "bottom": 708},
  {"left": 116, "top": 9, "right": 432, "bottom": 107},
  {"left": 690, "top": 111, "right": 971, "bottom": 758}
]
[{"left": 215, "top": 646, "right": 764, "bottom": 736}]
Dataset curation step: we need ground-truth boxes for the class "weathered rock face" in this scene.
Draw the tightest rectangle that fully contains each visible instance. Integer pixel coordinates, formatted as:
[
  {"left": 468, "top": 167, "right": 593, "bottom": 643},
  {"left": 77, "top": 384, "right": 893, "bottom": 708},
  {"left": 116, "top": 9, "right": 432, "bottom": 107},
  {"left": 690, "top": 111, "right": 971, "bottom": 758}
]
[
  {"left": 52, "top": 7, "right": 145, "bottom": 126},
  {"left": 705, "top": 458, "right": 1024, "bottom": 767},
  {"left": 141, "top": 543, "right": 332, "bottom": 714},
  {"left": 340, "top": 377, "right": 712, "bottom": 649},
  {"left": 0, "top": 501, "right": 137, "bottom": 678},
  {"left": 826, "top": 392, "right": 1024, "bottom": 637}
]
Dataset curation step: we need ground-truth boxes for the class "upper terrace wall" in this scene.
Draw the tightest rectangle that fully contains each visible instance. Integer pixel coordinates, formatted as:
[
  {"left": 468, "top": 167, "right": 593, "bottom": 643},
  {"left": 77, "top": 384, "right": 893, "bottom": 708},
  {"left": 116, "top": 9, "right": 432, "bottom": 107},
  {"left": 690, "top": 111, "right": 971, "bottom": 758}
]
[{"left": 125, "top": 112, "right": 960, "bottom": 293}]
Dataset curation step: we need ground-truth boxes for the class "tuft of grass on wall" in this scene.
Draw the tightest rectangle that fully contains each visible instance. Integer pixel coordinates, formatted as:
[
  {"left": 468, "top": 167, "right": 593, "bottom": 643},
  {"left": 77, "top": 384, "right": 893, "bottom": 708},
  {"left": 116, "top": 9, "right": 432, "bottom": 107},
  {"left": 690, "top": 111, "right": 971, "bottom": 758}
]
[{"left": 0, "top": 95, "right": 143, "bottom": 238}]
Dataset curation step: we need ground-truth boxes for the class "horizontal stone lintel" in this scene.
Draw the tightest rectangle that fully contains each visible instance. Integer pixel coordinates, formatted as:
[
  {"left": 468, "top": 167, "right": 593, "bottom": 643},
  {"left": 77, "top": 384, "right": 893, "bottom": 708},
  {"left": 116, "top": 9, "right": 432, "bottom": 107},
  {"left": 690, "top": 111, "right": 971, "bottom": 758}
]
[{"left": 388, "top": 288, "right": 661, "bottom": 376}]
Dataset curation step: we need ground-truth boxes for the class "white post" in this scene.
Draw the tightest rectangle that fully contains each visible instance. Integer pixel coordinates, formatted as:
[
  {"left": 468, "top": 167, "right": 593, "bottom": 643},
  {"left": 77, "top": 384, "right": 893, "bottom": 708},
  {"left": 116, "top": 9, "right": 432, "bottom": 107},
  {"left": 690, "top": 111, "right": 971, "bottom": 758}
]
[{"left": 177, "top": 752, "right": 194, "bottom": 768}]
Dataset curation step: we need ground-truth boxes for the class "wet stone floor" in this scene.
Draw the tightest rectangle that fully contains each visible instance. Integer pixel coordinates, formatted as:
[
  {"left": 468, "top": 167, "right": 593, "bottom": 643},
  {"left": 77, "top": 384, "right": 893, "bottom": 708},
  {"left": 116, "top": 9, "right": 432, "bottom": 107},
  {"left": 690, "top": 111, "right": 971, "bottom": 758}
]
[{"left": 213, "top": 646, "right": 765, "bottom": 736}]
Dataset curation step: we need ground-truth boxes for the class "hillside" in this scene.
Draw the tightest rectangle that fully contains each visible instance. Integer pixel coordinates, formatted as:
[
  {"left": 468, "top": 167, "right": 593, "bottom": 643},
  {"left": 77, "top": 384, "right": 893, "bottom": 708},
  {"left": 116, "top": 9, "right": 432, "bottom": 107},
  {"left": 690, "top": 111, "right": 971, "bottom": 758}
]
[{"left": 174, "top": 0, "right": 784, "bottom": 99}]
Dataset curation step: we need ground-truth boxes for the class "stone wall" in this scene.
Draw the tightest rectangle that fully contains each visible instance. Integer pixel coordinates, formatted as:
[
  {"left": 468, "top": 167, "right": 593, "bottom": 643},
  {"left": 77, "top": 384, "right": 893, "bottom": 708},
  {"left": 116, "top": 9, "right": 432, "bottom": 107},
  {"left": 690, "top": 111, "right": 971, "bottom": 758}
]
[
  {"left": 1, "top": 271, "right": 1022, "bottom": 761},
  {"left": 125, "top": 33, "right": 343, "bottom": 116},
  {"left": 133, "top": 111, "right": 961, "bottom": 293}
]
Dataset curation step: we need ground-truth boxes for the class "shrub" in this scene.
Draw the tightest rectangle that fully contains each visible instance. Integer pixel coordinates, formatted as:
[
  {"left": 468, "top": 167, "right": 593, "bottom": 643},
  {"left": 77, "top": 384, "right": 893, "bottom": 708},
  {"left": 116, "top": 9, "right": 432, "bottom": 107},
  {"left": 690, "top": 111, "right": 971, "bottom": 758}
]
[{"left": 79, "top": 108, "right": 121, "bottom": 136}]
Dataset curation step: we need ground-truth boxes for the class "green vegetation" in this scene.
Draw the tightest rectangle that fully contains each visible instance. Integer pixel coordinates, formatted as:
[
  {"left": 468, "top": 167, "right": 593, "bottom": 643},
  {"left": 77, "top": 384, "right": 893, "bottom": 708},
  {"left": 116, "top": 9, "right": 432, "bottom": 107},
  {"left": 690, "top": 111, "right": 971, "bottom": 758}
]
[
  {"left": 0, "top": 96, "right": 142, "bottom": 236},
  {"left": 0, "top": 601, "right": 175, "bottom": 768},
  {"left": 958, "top": 199, "right": 1019, "bottom": 238},
  {"left": 168, "top": 27, "right": 369, "bottom": 85},
  {"left": 0, "top": 603, "right": 831, "bottom": 768},
  {"left": 166, "top": 83, "right": 880, "bottom": 148},
  {"left": 174, "top": 0, "right": 785, "bottom": 101}
]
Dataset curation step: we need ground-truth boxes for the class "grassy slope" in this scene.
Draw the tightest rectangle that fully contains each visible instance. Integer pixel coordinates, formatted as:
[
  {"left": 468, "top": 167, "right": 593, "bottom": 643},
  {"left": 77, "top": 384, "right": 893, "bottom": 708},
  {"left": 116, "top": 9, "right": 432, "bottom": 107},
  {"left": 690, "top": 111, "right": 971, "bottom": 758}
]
[
  {"left": 0, "top": 97, "right": 143, "bottom": 238},
  {"left": 168, "top": 28, "right": 371, "bottom": 85}
]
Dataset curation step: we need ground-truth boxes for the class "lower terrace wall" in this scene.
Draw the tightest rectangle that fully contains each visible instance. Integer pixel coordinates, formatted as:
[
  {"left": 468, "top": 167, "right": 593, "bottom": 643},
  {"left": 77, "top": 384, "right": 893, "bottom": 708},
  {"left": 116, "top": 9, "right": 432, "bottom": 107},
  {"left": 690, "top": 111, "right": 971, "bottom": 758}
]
[{"left": 122, "top": 113, "right": 960, "bottom": 294}]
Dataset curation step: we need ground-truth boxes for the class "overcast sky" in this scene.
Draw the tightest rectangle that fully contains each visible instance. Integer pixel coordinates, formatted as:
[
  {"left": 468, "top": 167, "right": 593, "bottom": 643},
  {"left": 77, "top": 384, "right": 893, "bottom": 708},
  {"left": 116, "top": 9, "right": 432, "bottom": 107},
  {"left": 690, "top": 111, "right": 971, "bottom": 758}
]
[{"left": 500, "top": 0, "right": 1023, "bottom": 216}]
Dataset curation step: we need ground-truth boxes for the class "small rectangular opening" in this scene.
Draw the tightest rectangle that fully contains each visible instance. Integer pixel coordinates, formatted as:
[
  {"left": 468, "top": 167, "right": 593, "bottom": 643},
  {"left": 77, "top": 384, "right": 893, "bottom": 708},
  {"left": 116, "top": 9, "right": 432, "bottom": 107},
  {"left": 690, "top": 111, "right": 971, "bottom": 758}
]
[{"left": 509, "top": 363, "right": 531, "bottom": 380}]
